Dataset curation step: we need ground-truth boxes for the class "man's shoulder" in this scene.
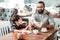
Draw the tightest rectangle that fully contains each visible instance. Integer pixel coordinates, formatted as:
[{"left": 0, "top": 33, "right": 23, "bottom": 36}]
[
  {"left": 46, "top": 11, "right": 50, "bottom": 16},
  {"left": 44, "top": 10, "right": 50, "bottom": 16}
]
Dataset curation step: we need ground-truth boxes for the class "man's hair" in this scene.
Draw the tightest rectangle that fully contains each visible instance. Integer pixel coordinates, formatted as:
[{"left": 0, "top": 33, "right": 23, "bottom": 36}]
[
  {"left": 12, "top": 15, "right": 22, "bottom": 24},
  {"left": 38, "top": 1, "right": 45, "bottom": 7}
]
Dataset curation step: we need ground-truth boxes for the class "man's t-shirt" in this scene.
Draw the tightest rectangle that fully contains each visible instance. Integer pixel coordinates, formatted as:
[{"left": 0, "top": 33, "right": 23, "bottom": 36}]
[{"left": 30, "top": 10, "right": 54, "bottom": 27}]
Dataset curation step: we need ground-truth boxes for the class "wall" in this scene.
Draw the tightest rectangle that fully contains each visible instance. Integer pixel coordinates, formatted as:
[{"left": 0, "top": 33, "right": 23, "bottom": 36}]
[
  {"left": 8, "top": 0, "right": 24, "bottom": 8},
  {"left": 30, "top": 0, "right": 60, "bottom": 7},
  {"left": 0, "top": 0, "right": 60, "bottom": 7},
  {"left": 24, "top": 0, "right": 31, "bottom": 4},
  {"left": 0, "top": 0, "right": 25, "bottom": 9}
]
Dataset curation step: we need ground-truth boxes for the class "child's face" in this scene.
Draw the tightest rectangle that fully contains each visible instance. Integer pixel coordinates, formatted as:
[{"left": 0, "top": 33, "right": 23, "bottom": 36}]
[{"left": 17, "top": 18, "right": 22, "bottom": 25}]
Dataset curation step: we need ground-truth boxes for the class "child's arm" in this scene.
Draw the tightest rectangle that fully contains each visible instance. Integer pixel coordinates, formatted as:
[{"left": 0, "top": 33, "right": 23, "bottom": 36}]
[
  {"left": 24, "top": 25, "right": 29, "bottom": 30},
  {"left": 14, "top": 29, "right": 20, "bottom": 33}
]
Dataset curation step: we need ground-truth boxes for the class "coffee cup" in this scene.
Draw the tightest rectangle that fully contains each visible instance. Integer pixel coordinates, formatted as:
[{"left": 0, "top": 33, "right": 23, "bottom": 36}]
[
  {"left": 33, "top": 29, "right": 38, "bottom": 34},
  {"left": 41, "top": 28, "right": 47, "bottom": 32}
]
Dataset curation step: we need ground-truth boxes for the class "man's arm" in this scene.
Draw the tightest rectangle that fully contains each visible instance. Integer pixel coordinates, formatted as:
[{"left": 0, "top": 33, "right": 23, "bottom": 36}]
[{"left": 46, "top": 13, "right": 54, "bottom": 29}]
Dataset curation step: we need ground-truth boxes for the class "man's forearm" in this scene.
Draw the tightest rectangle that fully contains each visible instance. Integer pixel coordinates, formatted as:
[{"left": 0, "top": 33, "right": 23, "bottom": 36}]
[{"left": 45, "top": 25, "right": 54, "bottom": 29}]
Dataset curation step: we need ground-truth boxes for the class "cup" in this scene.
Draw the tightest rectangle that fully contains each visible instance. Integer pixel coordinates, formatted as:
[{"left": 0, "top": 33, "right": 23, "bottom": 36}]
[
  {"left": 33, "top": 29, "right": 38, "bottom": 34},
  {"left": 13, "top": 32, "right": 23, "bottom": 40},
  {"left": 13, "top": 32, "right": 18, "bottom": 39},
  {"left": 22, "top": 33, "right": 26, "bottom": 40},
  {"left": 41, "top": 28, "right": 47, "bottom": 32}
]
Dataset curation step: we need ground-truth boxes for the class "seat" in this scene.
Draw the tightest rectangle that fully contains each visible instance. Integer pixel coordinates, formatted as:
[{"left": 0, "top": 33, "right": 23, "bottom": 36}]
[
  {"left": 0, "top": 21, "right": 11, "bottom": 37},
  {"left": 54, "top": 18, "right": 60, "bottom": 38}
]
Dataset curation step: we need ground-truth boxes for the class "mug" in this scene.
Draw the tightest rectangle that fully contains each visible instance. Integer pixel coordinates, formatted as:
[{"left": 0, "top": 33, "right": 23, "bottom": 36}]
[
  {"left": 33, "top": 29, "right": 38, "bottom": 34},
  {"left": 41, "top": 28, "right": 47, "bottom": 32}
]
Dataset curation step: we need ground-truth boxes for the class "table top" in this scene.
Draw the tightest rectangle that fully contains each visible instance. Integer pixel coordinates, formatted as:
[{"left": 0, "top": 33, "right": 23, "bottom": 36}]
[{"left": 0, "top": 28, "right": 57, "bottom": 40}]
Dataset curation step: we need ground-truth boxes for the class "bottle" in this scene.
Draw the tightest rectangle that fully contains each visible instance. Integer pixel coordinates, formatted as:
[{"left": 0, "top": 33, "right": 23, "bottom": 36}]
[
  {"left": 17, "top": 33, "right": 22, "bottom": 40},
  {"left": 22, "top": 33, "right": 26, "bottom": 40}
]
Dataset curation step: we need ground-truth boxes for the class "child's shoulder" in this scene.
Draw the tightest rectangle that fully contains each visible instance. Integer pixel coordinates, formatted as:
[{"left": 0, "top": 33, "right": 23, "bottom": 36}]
[{"left": 11, "top": 24, "right": 16, "bottom": 27}]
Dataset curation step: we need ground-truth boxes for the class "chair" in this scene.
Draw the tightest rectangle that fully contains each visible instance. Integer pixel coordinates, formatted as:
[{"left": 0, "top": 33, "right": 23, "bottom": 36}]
[
  {"left": 54, "top": 18, "right": 60, "bottom": 40},
  {"left": 0, "top": 21, "right": 11, "bottom": 37}
]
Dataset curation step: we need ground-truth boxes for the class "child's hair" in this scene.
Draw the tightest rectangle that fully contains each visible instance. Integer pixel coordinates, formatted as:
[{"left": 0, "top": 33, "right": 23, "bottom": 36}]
[
  {"left": 12, "top": 15, "right": 22, "bottom": 24},
  {"left": 10, "top": 9, "right": 18, "bottom": 24}
]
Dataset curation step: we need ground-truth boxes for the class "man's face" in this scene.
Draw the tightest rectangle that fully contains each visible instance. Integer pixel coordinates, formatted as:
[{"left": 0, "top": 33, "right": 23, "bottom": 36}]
[{"left": 36, "top": 3, "right": 45, "bottom": 13}]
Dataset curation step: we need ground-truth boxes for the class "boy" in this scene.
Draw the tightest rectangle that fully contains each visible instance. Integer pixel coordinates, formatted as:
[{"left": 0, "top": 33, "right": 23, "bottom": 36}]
[{"left": 11, "top": 15, "right": 28, "bottom": 32}]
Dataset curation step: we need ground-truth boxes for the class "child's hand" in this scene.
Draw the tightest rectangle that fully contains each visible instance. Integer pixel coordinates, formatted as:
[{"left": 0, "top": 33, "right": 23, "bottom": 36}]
[{"left": 24, "top": 25, "right": 29, "bottom": 30}]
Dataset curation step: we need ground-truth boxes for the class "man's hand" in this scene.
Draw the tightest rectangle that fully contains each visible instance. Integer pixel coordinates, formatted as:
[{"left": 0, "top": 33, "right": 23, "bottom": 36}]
[
  {"left": 45, "top": 25, "right": 54, "bottom": 29},
  {"left": 31, "top": 23, "right": 37, "bottom": 27}
]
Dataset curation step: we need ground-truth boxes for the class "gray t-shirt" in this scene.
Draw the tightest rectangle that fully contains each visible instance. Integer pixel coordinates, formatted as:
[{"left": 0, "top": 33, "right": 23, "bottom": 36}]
[{"left": 30, "top": 10, "right": 54, "bottom": 27}]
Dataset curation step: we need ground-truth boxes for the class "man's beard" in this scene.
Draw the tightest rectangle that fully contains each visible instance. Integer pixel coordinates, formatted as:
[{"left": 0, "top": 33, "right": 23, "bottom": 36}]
[{"left": 38, "top": 10, "right": 44, "bottom": 14}]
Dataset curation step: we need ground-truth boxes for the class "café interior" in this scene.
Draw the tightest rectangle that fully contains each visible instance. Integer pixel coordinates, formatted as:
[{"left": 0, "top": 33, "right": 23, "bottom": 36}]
[{"left": 0, "top": 0, "right": 60, "bottom": 40}]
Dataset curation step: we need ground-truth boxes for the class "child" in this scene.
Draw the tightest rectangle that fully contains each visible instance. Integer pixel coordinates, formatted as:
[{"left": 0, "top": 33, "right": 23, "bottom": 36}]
[{"left": 11, "top": 15, "right": 28, "bottom": 32}]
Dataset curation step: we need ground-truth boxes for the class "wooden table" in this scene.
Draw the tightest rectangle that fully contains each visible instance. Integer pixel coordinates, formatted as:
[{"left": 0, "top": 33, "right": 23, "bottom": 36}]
[{"left": 0, "top": 29, "right": 57, "bottom": 40}]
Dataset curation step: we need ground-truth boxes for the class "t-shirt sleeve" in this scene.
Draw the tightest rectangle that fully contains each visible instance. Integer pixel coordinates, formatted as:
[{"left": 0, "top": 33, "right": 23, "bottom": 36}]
[{"left": 10, "top": 24, "right": 16, "bottom": 32}]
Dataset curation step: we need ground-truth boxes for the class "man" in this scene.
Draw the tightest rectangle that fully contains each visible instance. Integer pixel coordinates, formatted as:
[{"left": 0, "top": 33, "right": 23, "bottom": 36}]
[{"left": 30, "top": 1, "right": 54, "bottom": 30}]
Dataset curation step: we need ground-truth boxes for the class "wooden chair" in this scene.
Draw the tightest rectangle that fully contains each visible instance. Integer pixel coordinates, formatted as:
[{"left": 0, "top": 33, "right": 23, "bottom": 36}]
[{"left": 0, "top": 21, "right": 11, "bottom": 37}]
